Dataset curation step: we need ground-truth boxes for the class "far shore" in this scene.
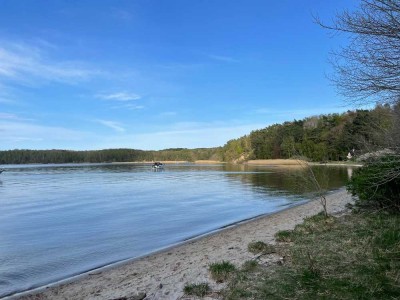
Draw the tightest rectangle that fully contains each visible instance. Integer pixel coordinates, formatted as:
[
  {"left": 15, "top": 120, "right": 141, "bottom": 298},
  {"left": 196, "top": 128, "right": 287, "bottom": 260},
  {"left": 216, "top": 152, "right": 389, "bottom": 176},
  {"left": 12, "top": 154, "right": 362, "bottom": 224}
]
[
  {"left": 109, "top": 159, "right": 362, "bottom": 167},
  {"left": 246, "top": 159, "right": 362, "bottom": 167},
  {"left": 17, "top": 189, "right": 354, "bottom": 300},
  {"left": 111, "top": 160, "right": 224, "bottom": 164}
]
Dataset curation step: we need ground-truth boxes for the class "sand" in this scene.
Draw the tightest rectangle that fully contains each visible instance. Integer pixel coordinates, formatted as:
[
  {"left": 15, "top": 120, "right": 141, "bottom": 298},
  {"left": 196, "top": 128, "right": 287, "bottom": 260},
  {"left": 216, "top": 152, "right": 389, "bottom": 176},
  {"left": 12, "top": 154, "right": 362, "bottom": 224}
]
[
  {"left": 16, "top": 189, "right": 353, "bottom": 300},
  {"left": 194, "top": 160, "right": 224, "bottom": 164},
  {"left": 246, "top": 159, "right": 306, "bottom": 166},
  {"left": 247, "top": 159, "right": 362, "bottom": 167}
]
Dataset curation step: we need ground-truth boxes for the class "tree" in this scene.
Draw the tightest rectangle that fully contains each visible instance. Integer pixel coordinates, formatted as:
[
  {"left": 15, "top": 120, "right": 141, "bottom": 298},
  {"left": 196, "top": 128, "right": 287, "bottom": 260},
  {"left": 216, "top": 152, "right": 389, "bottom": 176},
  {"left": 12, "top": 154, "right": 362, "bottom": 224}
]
[
  {"left": 316, "top": 0, "right": 400, "bottom": 106},
  {"left": 317, "top": 0, "right": 400, "bottom": 211}
]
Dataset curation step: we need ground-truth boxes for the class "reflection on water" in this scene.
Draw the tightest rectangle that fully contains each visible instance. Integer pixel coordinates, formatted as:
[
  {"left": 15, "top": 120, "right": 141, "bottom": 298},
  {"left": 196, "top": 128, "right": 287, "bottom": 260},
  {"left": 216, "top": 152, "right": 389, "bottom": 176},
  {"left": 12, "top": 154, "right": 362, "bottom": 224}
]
[
  {"left": 347, "top": 167, "right": 353, "bottom": 179},
  {"left": 222, "top": 164, "right": 350, "bottom": 196},
  {"left": 0, "top": 163, "right": 353, "bottom": 298}
]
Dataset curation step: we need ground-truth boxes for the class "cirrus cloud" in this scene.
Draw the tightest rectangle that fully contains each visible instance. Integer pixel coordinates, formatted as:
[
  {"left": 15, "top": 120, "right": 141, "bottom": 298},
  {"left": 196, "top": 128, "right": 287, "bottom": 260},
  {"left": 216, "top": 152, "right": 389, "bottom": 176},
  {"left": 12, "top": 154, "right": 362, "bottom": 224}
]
[
  {"left": 96, "top": 92, "right": 141, "bottom": 101},
  {"left": 0, "top": 42, "right": 100, "bottom": 86},
  {"left": 95, "top": 119, "right": 126, "bottom": 132}
]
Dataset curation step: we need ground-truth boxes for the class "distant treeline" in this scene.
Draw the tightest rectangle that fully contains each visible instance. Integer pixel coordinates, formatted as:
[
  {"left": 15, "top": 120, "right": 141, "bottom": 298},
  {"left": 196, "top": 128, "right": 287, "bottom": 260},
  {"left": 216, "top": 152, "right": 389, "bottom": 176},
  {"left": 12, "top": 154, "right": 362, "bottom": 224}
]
[
  {"left": 0, "top": 148, "right": 220, "bottom": 165},
  {"left": 1, "top": 105, "right": 397, "bottom": 164},
  {"left": 220, "top": 104, "right": 398, "bottom": 162}
]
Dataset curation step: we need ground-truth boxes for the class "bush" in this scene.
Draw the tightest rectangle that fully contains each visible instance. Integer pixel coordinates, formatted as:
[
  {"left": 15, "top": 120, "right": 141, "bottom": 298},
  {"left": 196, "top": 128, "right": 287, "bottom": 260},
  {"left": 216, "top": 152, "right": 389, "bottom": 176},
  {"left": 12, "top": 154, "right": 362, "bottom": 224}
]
[
  {"left": 347, "top": 155, "right": 400, "bottom": 212},
  {"left": 183, "top": 282, "right": 210, "bottom": 297},
  {"left": 275, "top": 230, "right": 294, "bottom": 242},
  {"left": 247, "top": 241, "right": 275, "bottom": 254},
  {"left": 209, "top": 261, "right": 236, "bottom": 282}
]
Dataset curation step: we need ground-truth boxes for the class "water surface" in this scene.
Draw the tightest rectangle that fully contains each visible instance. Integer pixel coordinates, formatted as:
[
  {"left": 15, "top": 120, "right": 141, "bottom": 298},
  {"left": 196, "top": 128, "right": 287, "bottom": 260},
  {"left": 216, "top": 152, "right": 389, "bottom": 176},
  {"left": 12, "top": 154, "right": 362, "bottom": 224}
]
[{"left": 0, "top": 163, "right": 352, "bottom": 297}]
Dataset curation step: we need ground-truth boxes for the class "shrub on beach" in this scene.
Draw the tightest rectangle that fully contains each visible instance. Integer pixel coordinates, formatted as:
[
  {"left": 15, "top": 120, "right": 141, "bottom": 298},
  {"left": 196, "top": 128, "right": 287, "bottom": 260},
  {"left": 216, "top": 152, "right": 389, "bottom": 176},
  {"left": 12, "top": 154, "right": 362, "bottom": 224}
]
[
  {"left": 209, "top": 261, "right": 236, "bottom": 282},
  {"left": 275, "top": 230, "right": 294, "bottom": 242},
  {"left": 247, "top": 241, "right": 276, "bottom": 254},
  {"left": 183, "top": 282, "right": 210, "bottom": 297},
  {"left": 347, "top": 155, "right": 400, "bottom": 212}
]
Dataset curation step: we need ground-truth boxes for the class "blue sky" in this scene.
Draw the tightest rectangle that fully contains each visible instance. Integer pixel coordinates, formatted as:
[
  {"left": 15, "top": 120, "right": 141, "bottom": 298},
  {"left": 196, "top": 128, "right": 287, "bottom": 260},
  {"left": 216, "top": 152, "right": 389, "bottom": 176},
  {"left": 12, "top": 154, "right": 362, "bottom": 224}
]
[{"left": 0, "top": 0, "right": 358, "bottom": 150}]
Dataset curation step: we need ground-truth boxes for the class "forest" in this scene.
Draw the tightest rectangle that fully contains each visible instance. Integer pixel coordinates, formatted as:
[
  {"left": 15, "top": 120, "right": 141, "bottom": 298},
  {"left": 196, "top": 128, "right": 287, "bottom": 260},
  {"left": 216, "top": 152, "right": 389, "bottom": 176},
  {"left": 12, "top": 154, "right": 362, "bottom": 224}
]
[
  {"left": 221, "top": 104, "right": 398, "bottom": 162},
  {"left": 0, "top": 104, "right": 398, "bottom": 164},
  {"left": 0, "top": 147, "right": 219, "bottom": 164}
]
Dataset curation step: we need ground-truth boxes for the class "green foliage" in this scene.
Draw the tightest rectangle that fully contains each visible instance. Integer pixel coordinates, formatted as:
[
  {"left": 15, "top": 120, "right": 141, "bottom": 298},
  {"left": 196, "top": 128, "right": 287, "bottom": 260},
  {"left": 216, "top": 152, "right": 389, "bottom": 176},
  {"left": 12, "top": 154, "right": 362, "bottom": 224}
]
[
  {"left": 183, "top": 282, "right": 210, "bottom": 297},
  {"left": 223, "top": 213, "right": 400, "bottom": 299},
  {"left": 247, "top": 241, "right": 275, "bottom": 255},
  {"left": 0, "top": 148, "right": 222, "bottom": 164},
  {"left": 220, "top": 135, "right": 252, "bottom": 162},
  {"left": 274, "top": 230, "right": 293, "bottom": 243},
  {"left": 347, "top": 155, "right": 400, "bottom": 212},
  {"left": 222, "top": 106, "right": 395, "bottom": 162},
  {"left": 209, "top": 261, "right": 236, "bottom": 282},
  {"left": 242, "top": 260, "right": 258, "bottom": 272}
]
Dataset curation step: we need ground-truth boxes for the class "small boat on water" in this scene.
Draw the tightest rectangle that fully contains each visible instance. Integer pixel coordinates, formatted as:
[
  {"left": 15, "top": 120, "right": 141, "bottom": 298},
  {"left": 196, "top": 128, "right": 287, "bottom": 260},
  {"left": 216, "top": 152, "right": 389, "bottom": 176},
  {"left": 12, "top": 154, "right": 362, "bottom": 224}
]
[{"left": 151, "top": 162, "right": 164, "bottom": 170}]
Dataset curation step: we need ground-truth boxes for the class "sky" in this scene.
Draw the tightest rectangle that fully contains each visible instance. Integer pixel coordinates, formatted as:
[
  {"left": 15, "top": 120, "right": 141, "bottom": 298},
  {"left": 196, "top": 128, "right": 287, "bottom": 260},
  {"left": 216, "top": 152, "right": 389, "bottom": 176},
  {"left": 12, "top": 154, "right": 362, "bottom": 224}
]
[{"left": 0, "top": 0, "right": 359, "bottom": 150}]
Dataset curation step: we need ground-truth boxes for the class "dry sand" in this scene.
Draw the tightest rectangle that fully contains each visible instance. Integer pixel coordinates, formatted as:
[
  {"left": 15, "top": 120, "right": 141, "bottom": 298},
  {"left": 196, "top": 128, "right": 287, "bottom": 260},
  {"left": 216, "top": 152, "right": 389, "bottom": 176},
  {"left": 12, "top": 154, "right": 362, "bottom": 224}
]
[
  {"left": 17, "top": 189, "right": 353, "bottom": 300},
  {"left": 194, "top": 160, "right": 224, "bottom": 164},
  {"left": 246, "top": 159, "right": 306, "bottom": 166},
  {"left": 247, "top": 159, "right": 362, "bottom": 168}
]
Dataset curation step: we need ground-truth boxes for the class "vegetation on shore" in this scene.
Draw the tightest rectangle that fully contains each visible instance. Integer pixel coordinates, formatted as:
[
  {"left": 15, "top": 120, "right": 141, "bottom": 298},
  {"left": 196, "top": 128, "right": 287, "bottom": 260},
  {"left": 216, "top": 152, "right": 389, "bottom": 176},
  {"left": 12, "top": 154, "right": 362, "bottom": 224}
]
[
  {"left": 218, "top": 211, "right": 400, "bottom": 299},
  {"left": 0, "top": 147, "right": 219, "bottom": 165},
  {"left": 221, "top": 104, "right": 399, "bottom": 163}
]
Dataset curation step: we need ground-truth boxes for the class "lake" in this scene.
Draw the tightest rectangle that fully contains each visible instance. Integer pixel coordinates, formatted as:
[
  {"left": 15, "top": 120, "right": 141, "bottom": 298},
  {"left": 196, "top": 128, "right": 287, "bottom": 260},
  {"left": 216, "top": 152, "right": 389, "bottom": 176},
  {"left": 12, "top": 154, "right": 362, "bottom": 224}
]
[{"left": 0, "top": 163, "right": 353, "bottom": 298}]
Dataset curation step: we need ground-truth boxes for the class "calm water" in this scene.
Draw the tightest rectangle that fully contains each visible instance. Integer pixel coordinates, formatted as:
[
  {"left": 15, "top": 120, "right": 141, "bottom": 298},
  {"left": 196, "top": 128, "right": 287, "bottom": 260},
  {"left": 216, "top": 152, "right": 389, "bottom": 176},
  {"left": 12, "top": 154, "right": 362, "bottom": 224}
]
[{"left": 0, "top": 163, "right": 352, "bottom": 298}]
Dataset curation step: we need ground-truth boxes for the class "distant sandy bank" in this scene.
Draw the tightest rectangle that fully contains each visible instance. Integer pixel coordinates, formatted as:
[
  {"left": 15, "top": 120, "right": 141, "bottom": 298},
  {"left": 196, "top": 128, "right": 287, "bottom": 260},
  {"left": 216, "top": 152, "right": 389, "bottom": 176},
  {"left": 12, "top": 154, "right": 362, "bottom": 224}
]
[
  {"left": 18, "top": 189, "right": 353, "bottom": 300},
  {"left": 246, "top": 159, "right": 306, "bottom": 166},
  {"left": 111, "top": 161, "right": 190, "bottom": 164},
  {"left": 112, "top": 160, "right": 225, "bottom": 165},
  {"left": 194, "top": 160, "right": 224, "bottom": 164},
  {"left": 246, "top": 159, "right": 362, "bottom": 167}
]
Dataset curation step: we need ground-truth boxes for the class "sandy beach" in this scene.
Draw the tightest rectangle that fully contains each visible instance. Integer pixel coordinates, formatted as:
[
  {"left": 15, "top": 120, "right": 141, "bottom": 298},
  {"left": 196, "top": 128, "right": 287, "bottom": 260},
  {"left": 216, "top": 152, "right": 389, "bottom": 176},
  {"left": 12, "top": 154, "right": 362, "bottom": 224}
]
[
  {"left": 246, "top": 159, "right": 362, "bottom": 167},
  {"left": 246, "top": 159, "right": 305, "bottom": 166},
  {"left": 16, "top": 189, "right": 353, "bottom": 300}
]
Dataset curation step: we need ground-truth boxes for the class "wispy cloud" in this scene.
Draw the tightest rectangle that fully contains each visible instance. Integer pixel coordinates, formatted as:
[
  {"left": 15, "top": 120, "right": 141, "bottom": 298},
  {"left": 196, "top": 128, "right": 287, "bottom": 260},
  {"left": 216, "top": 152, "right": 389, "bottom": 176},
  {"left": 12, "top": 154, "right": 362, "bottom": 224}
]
[
  {"left": 0, "top": 96, "right": 15, "bottom": 104},
  {"left": 0, "top": 119, "right": 90, "bottom": 148},
  {"left": 96, "top": 92, "right": 141, "bottom": 101},
  {"left": 111, "top": 104, "right": 144, "bottom": 110},
  {"left": 0, "top": 113, "right": 19, "bottom": 120},
  {"left": 0, "top": 42, "right": 99, "bottom": 86},
  {"left": 95, "top": 119, "right": 125, "bottom": 132},
  {"left": 0, "top": 112, "right": 35, "bottom": 121},
  {"left": 208, "top": 54, "right": 239, "bottom": 63},
  {"left": 159, "top": 111, "right": 177, "bottom": 117}
]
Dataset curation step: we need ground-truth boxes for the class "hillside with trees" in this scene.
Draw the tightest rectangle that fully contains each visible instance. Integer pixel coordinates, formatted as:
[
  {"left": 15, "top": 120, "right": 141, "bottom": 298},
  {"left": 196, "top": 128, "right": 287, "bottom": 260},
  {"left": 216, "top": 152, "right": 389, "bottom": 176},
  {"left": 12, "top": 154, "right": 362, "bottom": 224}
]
[{"left": 221, "top": 104, "right": 398, "bottom": 162}]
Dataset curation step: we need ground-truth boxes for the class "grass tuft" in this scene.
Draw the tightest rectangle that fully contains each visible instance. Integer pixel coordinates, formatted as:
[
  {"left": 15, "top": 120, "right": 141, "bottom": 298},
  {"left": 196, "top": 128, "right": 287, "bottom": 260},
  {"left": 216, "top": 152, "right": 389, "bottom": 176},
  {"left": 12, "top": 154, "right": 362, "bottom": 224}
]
[
  {"left": 247, "top": 241, "right": 275, "bottom": 254},
  {"left": 209, "top": 261, "right": 236, "bottom": 282},
  {"left": 183, "top": 282, "right": 210, "bottom": 297},
  {"left": 242, "top": 260, "right": 258, "bottom": 272},
  {"left": 274, "top": 229, "right": 293, "bottom": 242}
]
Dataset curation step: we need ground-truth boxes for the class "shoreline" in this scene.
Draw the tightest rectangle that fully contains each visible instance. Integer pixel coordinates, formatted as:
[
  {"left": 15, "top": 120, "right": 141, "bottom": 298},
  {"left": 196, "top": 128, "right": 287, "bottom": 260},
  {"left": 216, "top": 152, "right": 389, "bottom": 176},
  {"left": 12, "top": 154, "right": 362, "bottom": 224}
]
[
  {"left": 1, "top": 159, "right": 362, "bottom": 167},
  {"left": 246, "top": 159, "right": 362, "bottom": 167},
  {"left": 15, "top": 188, "right": 354, "bottom": 300}
]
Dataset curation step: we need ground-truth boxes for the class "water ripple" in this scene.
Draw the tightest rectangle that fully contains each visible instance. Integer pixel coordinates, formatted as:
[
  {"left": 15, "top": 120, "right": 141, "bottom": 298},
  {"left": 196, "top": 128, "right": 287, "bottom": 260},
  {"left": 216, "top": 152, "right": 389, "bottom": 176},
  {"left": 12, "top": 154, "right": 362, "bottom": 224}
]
[{"left": 0, "top": 163, "right": 351, "bottom": 297}]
